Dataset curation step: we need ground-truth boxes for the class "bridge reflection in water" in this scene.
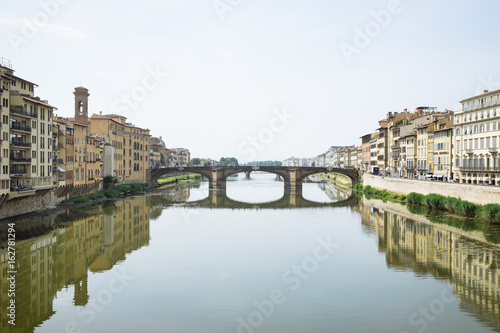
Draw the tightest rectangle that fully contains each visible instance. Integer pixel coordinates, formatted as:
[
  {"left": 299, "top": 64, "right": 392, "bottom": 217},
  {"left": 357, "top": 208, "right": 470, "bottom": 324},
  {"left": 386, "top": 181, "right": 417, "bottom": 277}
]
[{"left": 155, "top": 183, "right": 357, "bottom": 209}]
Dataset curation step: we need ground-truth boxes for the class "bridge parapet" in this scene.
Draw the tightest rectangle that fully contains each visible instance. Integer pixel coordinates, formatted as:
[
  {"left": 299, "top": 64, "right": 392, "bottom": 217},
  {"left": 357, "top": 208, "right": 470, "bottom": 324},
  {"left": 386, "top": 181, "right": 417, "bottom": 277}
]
[{"left": 149, "top": 166, "right": 359, "bottom": 189}]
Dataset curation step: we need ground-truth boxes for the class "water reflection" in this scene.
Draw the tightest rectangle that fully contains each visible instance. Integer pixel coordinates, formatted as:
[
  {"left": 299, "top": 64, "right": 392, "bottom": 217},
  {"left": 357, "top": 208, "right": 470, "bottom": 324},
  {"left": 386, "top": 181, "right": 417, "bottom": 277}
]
[
  {"left": 0, "top": 196, "right": 153, "bottom": 333},
  {"left": 356, "top": 198, "right": 500, "bottom": 331},
  {"left": 157, "top": 183, "right": 357, "bottom": 209},
  {"left": 2, "top": 180, "right": 500, "bottom": 332}
]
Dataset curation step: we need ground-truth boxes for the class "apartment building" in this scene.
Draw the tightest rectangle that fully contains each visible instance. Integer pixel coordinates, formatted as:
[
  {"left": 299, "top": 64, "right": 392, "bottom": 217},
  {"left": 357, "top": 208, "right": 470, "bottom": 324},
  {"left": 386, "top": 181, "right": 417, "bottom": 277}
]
[
  {"left": 401, "top": 132, "right": 416, "bottom": 178},
  {"left": 0, "top": 60, "right": 56, "bottom": 198},
  {"left": 360, "top": 133, "right": 372, "bottom": 171},
  {"left": 169, "top": 148, "right": 190, "bottom": 167},
  {"left": 376, "top": 120, "right": 388, "bottom": 171},
  {"left": 431, "top": 119, "right": 453, "bottom": 181},
  {"left": 454, "top": 89, "right": 500, "bottom": 185},
  {"left": 149, "top": 136, "right": 168, "bottom": 168}
]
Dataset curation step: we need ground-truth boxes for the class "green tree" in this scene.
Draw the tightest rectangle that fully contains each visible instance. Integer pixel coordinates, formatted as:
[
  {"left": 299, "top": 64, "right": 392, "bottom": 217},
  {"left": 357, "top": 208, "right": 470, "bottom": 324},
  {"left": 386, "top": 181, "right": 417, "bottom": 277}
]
[
  {"left": 219, "top": 157, "right": 239, "bottom": 166},
  {"left": 204, "top": 161, "right": 212, "bottom": 167},
  {"left": 191, "top": 158, "right": 201, "bottom": 166}
]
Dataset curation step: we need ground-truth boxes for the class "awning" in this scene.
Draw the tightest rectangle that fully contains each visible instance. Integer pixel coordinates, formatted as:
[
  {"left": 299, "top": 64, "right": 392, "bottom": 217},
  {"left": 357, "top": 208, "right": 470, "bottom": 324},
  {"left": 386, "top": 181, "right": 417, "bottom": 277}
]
[
  {"left": 465, "top": 177, "right": 470, "bottom": 180},
  {"left": 471, "top": 177, "right": 476, "bottom": 181},
  {"left": 454, "top": 175, "right": 459, "bottom": 179},
  {"left": 435, "top": 175, "right": 444, "bottom": 178},
  {"left": 482, "top": 177, "right": 490, "bottom": 182},
  {"left": 57, "top": 166, "right": 66, "bottom": 172}
]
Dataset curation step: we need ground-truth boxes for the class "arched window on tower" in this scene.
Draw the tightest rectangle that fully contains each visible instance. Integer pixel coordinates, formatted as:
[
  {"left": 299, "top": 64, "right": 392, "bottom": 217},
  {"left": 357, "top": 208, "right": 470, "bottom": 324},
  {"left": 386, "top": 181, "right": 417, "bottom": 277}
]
[{"left": 78, "top": 101, "right": 83, "bottom": 115}]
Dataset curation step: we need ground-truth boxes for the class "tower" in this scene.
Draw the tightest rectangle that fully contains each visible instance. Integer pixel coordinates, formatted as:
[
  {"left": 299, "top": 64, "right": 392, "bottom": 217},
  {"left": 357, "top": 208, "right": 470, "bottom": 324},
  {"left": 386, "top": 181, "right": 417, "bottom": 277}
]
[{"left": 74, "top": 86, "right": 90, "bottom": 125}]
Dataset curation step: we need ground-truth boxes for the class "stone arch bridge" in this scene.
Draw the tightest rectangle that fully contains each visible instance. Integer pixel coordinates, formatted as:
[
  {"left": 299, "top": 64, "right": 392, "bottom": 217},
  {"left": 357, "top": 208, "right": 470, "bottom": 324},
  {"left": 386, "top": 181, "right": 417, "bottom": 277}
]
[{"left": 148, "top": 166, "right": 360, "bottom": 190}]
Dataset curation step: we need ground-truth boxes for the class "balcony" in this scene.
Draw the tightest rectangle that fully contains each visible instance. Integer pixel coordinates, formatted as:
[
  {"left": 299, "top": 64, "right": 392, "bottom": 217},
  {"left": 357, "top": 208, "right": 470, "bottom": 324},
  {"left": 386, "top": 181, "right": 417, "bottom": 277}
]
[
  {"left": 10, "top": 123, "right": 32, "bottom": 133},
  {"left": 58, "top": 143, "right": 65, "bottom": 148},
  {"left": 489, "top": 147, "right": 498, "bottom": 153},
  {"left": 10, "top": 141, "right": 31, "bottom": 149},
  {"left": 10, "top": 168, "right": 28, "bottom": 177},
  {"left": 459, "top": 166, "right": 500, "bottom": 172},
  {"left": 10, "top": 157, "right": 31, "bottom": 164},
  {"left": 10, "top": 106, "right": 38, "bottom": 119},
  {"left": 391, "top": 144, "right": 400, "bottom": 150},
  {"left": 465, "top": 148, "right": 474, "bottom": 154},
  {"left": 58, "top": 159, "right": 64, "bottom": 164}
]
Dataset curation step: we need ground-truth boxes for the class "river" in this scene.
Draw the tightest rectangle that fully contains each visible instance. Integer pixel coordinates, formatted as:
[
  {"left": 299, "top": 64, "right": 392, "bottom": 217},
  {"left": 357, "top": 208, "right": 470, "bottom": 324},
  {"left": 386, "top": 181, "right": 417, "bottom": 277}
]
[{"left": 0, "top": 172, "right": 499, "bottom": 333}]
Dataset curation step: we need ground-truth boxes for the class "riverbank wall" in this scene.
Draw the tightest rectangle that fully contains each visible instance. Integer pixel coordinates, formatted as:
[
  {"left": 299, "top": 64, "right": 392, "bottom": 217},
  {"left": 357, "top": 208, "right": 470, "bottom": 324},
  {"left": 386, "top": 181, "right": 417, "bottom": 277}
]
[
  {"left": 363, "top": 173, "right": 500, "bottom": 205},
  {"left": 0, "top": 183, "right": 100, "bottom": 221}
]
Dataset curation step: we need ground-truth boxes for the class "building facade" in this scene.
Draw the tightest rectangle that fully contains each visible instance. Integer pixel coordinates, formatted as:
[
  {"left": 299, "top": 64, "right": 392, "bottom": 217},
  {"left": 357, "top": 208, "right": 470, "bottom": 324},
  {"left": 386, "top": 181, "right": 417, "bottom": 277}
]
[
  {"left": 454, "top": 89, "right": 500, "bottom": 185},
  {"left": 0, "top": 60, "right": 56, "bottom": 198}
]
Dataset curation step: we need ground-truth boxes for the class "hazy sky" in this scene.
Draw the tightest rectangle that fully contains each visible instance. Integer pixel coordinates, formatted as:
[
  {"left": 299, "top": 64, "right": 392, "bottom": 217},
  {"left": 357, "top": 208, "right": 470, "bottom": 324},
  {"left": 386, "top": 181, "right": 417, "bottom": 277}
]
[{"left": 2, "top": 0, "right": 500, "bottom": 162}]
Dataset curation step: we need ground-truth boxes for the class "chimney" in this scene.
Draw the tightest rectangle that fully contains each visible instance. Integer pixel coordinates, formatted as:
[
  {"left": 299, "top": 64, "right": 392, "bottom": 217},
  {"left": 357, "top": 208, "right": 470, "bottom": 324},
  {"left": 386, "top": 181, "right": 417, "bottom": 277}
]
[
  {"left": 100, "top": 111, "right": 102, "bottom": 115},
  {"left": 484, "top": 90, "right": 489, "bottom": 94}
]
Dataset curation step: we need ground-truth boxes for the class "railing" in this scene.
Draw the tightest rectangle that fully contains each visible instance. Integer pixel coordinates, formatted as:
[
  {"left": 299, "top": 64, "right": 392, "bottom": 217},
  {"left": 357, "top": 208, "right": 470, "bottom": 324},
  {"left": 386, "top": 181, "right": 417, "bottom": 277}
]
[
  {"left": 10, "top": 123, "right": 32, "bottom": 132},
  {"left": 10, "top": 141, "right": 31, "bottom": 148},
  {"left": 11, "top": 186, "right": 35, "bottom": 192},
  {"left": 465, "top": 148, "right": 474, "bottom": 154},
  {"left": 10, "top": 157, "right": 31, "bottom": 163},
  {"left": 10, "top": 106, "right": 38, "bottom": 118},
  {"left": 489, "top": 147, "right": 498, "bottom": 153},
  {"left": 10, "top": 168, "right": 27, "bottom": 175},
  {"left": 58, "top": 143, "right": 64, "bottom": 148},
  {"left": 58, "top": 159, "right": 64, "bottom": 164},
  {"left": 459, "top": 166, "right": 500, "bottom": 172}
]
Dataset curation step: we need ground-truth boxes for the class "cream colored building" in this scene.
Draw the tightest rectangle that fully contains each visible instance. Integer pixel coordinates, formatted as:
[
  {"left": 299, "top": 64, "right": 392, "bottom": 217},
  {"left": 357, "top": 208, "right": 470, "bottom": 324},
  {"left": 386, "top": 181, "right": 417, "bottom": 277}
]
[
  {"left": 0, "top": 60, "right": 56, "bottom": 199},
  {"left": 454, "top": 89, "right": 500, "bottom": 185}
]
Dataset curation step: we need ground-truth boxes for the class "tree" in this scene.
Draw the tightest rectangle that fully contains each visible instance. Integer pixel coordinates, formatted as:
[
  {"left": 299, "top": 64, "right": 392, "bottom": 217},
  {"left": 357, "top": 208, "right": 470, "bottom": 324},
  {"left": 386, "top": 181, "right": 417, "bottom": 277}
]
[
  {"left": 191, "top": 158, "right": 201, "bottom": 166},
  {"left": 204, "top": 161, "right": 212, "bottom": 167},
  {"left": 219, "top": 157, "right": 239, "bottom": 166}
]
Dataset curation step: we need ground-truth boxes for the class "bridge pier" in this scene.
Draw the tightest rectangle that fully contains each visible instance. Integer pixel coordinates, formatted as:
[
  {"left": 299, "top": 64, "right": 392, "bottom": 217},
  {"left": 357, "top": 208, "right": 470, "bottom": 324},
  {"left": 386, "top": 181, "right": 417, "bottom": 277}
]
[
  {"left": 209, "top": 169, "right": 226, "bottom": 189},
  {"left": 245, "top": 171, "right": 251, "bottom": 180}
]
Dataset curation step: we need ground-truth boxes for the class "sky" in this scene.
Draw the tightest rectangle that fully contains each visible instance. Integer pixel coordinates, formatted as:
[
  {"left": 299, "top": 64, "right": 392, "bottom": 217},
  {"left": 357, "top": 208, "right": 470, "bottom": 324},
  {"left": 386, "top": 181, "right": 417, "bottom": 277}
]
[{"left": 2, "top": 0, "right": 500, "bottom": 163}]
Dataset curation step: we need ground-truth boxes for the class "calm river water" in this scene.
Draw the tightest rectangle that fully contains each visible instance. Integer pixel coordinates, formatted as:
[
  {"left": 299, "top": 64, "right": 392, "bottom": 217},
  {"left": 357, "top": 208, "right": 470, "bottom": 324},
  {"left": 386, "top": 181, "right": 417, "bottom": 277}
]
[{"left": 1, "top": 173, "right": 499, "bottom": 333}]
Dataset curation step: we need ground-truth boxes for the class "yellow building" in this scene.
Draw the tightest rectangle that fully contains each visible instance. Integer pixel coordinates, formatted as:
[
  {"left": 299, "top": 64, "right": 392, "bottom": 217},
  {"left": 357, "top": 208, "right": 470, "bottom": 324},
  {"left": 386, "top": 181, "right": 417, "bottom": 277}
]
[
  {"left": 0, "top": 60, "right": 56, "bottom": 198},
  {"left": 90, "top": 111, "right": 150, "bottom": 183},
  {"left": 431, "top": 119, "right": 453, "bottom": 181}
]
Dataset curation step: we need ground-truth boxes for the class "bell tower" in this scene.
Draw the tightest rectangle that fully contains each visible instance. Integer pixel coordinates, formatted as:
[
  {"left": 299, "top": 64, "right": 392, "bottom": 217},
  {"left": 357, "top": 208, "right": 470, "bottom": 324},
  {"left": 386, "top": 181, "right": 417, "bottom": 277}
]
[{"left": 74, "top": 86, "right": 90, "bottom": 125}]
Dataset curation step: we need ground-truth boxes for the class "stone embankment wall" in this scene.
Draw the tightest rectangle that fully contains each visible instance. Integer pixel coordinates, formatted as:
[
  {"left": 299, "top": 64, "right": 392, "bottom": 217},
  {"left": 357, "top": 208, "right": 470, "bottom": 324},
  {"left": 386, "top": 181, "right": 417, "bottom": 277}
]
[
  {"left": 363, "top": 173, "right": 500, "bottom": 205},
  {"left": 0, "top": 182, "right": 101, "bottom": 220}
]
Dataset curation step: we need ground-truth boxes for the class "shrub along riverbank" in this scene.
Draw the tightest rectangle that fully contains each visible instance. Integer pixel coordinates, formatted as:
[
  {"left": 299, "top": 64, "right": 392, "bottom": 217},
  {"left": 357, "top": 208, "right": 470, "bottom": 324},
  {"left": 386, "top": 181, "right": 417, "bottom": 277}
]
[
  {"left": 158, "top": 173, "right": 204, "bottom": 185},
  {"left": 62, "top": 183, "right": 148, "bottom": 204},
  {"left": 354, "top": 183, "right": 500, "bottom": 224}
]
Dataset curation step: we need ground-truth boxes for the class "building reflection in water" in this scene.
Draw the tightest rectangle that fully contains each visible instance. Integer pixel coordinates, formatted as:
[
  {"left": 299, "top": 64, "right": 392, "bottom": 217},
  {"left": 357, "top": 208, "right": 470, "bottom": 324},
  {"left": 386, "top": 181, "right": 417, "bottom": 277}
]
[
  {"left": 315, "top": 181, "right": 352, "bottom": 202},
  {"left": 354, "top": 197, "right": 500, "bottom": 330},
  {"left": 0, "top": 196, "right": 153, "bottom": 333}
]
